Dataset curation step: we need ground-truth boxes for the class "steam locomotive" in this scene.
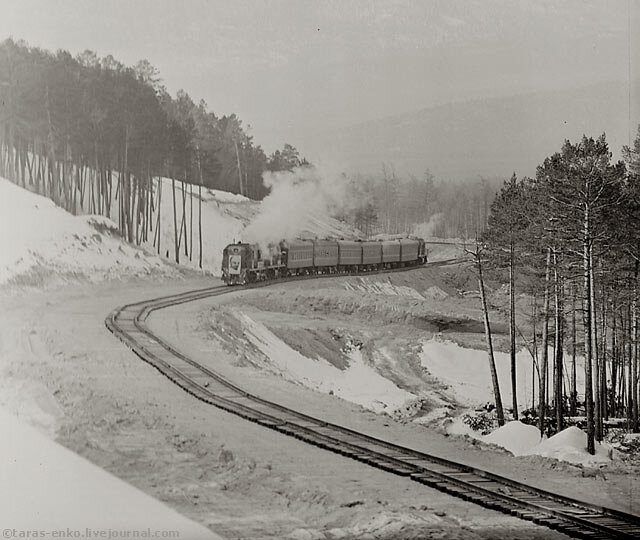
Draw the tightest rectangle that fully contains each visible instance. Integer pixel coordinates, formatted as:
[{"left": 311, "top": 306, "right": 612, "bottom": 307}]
[{"left": 221, "top": 237, "right": 428, "bottom": 285}]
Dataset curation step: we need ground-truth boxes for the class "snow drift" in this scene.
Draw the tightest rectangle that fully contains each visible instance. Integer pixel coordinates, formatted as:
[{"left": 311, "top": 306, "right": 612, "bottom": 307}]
[
  {"left": 481, "top": 421, "right": 613, "bottom": 466},
  {"left": 0, "top": 178, "right": 180, "bottom": 286}
]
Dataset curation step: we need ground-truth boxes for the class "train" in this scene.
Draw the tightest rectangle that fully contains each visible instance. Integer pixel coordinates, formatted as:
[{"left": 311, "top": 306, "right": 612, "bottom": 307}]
[{"left": 221, "top": 237, "right": 428, "bottom": 285}]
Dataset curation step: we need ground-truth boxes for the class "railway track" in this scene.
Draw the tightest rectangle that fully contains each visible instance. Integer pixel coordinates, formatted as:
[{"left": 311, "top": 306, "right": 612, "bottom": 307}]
[{"left": 105, "top": 271, "right": 640, "bottom": 540}]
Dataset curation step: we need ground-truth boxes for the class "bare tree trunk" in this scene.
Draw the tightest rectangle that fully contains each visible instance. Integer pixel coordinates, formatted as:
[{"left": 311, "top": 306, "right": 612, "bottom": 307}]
[
  {"left": 189, "top": 182, "right": 193, "bottom": 261},
  {"left": 106, "top": 169, "right": 113, "bottom": 219},
  {"left": 601, "top": 288, "right": 608, "bottom": 422},
  {"left": 197, "top": 152, "right": 203, "bottom": 270},
  {"left": 154, "top": 177, "right": 162, "bottom": 255},
  {"left": 179, "top": 178, "right": 188, "bottom": 257},
  {"left": 45, "top": 83, "right": 59, "bottom": 205},
  {"left": 510, "top": 241, "right": 518, "bottom": 419},
  {"left": 633, "top": 262, "right": 639, "bottom": 431},
  {"left": 591, "top": 247, "right": 602, "bottom": 441},
  {"left": 611, "top": 298, "right": 618, "bottom": 416},
  {"left": 570, "top": 286, "right": 578, "bottom": 416},
  {"left": 198, "top": 183, "right": 203, "bottom": 269},
  {"left": 554, "top": 251, "right": 564, "bottom": 432},
  {"left": 473, "top": 241, "right": 505, "bottom": 426},
  {"left": 539, "top": 248, "right": 552, "bottom": 434},
  {"left": 531, "top": 294, "right": 539, "bottom": 411},
  {"left": 583, "top": 208, "right": 595, "bottom": 454},
  {"left": 172, "top": 177, "right": 179, "bottom": 264},
  {"left": 234, "top": 140, "right": 244, "bottom": 196},
  {"left": 628, "top": 300, "right": 633, "bottom": 429}
]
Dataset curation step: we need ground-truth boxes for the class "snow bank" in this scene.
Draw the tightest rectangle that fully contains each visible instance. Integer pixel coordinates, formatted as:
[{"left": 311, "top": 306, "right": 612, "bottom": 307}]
[
  {"left": 237, "top": 312, "right": 416, "bottom": 414},
  {"left": 0, "top": 407, "right": 219, "bottom": 537},
  {"left": 344, "top": 277, "right": 425, "bottom": 300},
  {"left": 524, "top": 426, "right": 612, "bottom": 465},
  {"left": 0, "top": 178, "right": 179, "bottom": 285},
  {"left": 419, "top": 337, "right": 585, "bottom": 411},
  {"left": 480, "top": 422, "right": 612, "bottom": 466},
  {"left": 208, "top": 189, "right": 250, "bottom": 204},
  {"left": 482, "top": 421, "right": 542, "bottom": 456}
]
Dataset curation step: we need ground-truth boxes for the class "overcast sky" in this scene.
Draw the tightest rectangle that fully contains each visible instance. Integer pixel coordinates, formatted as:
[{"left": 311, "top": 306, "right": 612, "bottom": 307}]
[{"left": 1, "top": 0, "right": 637, "bottom": 156}]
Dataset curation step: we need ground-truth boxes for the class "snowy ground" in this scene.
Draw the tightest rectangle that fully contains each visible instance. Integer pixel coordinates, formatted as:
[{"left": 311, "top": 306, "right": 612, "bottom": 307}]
[
  {"left": 1, "top": 279, "right": 574, "bottom": 540},
  {"left": 188, "top": 270, "right": 639, "bottom": 501},
  {"left": 419, "top": 338, "right": 586, "bottom": 413},
  {"left": 0, "top": 407, "right": 219, "bottom": 538}
]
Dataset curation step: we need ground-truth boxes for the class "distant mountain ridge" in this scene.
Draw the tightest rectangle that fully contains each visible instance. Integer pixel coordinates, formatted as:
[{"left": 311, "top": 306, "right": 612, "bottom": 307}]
[{"left": 309, "top": 80, "right": 640, "bottom": 180}]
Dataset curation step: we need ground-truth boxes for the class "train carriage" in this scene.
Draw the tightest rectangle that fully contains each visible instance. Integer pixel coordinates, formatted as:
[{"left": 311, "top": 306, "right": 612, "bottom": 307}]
[
  {"left": 361, "top": 241, "right": 382, "bottom": 267},
  {"left": 381, "top": 240, "right": 401, "bottom": 264},
  {"left": 399, "top": 238, "right": 420, "bottom": 263},
  {"left": 282, "top": 239, "right": 314, "bottom": 271},
  {"left": 337, "top": 240, "right": 362, "bottom": 268},
  {"left": 313, "top": 239, "right": 339, "bottom": 271}
]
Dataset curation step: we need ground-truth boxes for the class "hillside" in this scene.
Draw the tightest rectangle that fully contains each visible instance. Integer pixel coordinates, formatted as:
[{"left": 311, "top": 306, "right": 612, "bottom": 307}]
[
  {"left": 0, "top": 176, "right": 362, "bottom": 287},
  {"left": 308, "top": 80, "right": 640, "bottom": 180}
]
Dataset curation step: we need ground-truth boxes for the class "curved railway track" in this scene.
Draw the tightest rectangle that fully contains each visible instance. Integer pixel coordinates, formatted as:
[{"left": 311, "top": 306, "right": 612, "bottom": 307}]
[{"left": 105, "top": 270, "right": 640, "bottom": 540}]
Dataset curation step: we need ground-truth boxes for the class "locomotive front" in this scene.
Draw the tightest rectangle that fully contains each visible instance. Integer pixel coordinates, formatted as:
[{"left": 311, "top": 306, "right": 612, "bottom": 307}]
[{"left": 221, "top": 242, "right": 250, "bottom": 285}]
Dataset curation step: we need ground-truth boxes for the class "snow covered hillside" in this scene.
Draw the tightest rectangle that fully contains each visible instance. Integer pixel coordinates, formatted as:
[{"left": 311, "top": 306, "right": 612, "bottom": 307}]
[{"left": 0, "top": 178, "right": 182, "bottom": 286}]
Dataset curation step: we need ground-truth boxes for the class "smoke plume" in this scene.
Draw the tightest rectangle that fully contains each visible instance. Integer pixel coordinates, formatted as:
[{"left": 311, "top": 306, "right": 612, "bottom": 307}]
[
  {"left": 412, "top": 213, "right": 444, "bottom": 239},
  {"left": 242, "top": 166, "right": 351, "bottom": 247}
]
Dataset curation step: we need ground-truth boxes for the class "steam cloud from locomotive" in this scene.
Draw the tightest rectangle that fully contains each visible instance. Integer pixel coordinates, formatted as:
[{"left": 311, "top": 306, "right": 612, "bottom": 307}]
[{"left": 242, "top": 165, "right": 352, "bottom": 249}]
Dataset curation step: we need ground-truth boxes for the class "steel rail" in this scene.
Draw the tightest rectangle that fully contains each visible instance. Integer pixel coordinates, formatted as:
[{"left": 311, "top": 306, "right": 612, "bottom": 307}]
[{"left": 105, "top": 268, "right": 640, "bottom": 540}]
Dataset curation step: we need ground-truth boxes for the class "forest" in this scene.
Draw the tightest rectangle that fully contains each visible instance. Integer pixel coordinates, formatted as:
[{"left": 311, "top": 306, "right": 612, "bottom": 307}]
[
  {"left": 0, "top": 38, "right": 306, "bottom": 264},
  {"left": 341, "top": 167, "right": 501, "bottom": 239},
  {"left": 478, "top": 127, "right": 640, "bottom": 454}
]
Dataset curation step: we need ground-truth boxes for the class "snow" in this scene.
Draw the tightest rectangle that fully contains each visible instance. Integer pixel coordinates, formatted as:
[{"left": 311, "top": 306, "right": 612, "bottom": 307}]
[
  {"left": 0, "top": 178, "right": 179, "bottom": 285},
  {"left": 525, "top": 426, "right": 613, "bottom": 465},
  {"left": 479, "top": 422, "right": 613, "bottom": 466},
  {"left": 208, "top": 189, "right": 251, "bottom": 204},
  {"left": 419, "top": 337, "right": 585, "bottom": 412},
  {"left": 482, "top": 421, "right": 542, "bottom": 456},
  {"left": 0, "top": 407, "right": 220, "bottom": 538},
  {"left": 237, "top": 312, "right": 416, "bottom": 414},
  {"left": 0, "top": 379, "right": 64, "bottom": 439},
  {"left": 344, "top": 277, "right": 426, "bottom": 300},
  {"left": 443, "top": 417, "right": 483, "bottom": 439},
  {"left": 144, "top": 177, "right": 252, "bottom": 275}
]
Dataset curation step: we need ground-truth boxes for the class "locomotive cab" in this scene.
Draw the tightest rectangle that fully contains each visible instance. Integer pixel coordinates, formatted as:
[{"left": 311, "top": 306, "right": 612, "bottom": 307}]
[
  {"left": 222, "top": 242, "right": 284, "bottom": 284},
  {"left": 221, "top": 242, "right": 252, "bottom": 285}
]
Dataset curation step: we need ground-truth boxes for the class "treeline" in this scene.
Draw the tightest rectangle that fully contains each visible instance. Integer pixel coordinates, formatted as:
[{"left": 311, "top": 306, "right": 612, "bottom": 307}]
[
  {"left": 481, "top": 127, "right": 640, "bottom": 454},
  {"left": 0, "top": 38, "right": 306, "bottom": 263},
  {"left": 343, "top": 167, "right": 502, "bottom": 238}
]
